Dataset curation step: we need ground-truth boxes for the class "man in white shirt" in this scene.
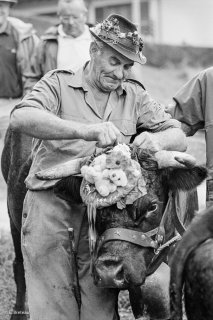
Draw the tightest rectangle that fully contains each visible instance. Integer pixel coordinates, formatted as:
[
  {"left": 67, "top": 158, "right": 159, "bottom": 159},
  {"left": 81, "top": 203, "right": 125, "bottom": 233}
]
[{"left": 36, "top": 0, "right": 92, "bottom": 75}]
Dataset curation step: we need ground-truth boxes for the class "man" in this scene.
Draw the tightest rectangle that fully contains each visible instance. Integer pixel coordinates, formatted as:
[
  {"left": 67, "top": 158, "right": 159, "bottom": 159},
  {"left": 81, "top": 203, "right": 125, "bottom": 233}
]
[
  {"left": 167, "top": 67, "right": 213, "bottom": 207},
  {"left": 0, "top": 0, "right": 40, "bottom": 98},
  {"left": 10, "top": 14, "right": 186, "bottom": 320},
  {"left": 36, "top": 0, "right": 92, "bottom": 76}
]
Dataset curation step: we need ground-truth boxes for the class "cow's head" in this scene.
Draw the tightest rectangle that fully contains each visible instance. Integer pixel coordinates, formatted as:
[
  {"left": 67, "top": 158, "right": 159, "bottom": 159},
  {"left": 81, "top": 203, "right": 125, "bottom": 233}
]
[{"left": 36, "top": 148, "right": 207, "bottom": 289}]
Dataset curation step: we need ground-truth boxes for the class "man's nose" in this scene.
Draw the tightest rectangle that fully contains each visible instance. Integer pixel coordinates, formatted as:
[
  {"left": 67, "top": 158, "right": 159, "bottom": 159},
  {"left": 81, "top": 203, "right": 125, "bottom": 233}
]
[
  {"left": 113, "top": 66, "right": 125, "bottom": 80},
  {"left": 69, "top": 17, "right": 74, "bottom": 24}
]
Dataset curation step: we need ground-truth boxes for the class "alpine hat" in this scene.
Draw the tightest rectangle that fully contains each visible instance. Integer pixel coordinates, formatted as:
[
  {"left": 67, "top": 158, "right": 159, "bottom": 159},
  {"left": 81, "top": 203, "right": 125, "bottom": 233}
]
[{"left": 90, "top": 14, "right": 146, "bottom": 65}]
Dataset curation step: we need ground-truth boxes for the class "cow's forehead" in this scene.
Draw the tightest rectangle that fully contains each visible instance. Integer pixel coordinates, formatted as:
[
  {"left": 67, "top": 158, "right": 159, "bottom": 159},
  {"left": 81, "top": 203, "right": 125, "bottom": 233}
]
[{"left": 140, "top": 166, "right": 163, "bottom": 197}]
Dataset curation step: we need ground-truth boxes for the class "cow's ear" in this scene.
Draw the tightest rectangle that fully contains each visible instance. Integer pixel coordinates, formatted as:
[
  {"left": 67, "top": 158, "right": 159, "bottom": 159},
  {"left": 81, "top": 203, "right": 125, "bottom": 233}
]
[
  {"left": 165, "top": 166, "right": 207, "bottom": 191},
  {"left": 53, "top": 176, "right": 83, "bottom": 203}
]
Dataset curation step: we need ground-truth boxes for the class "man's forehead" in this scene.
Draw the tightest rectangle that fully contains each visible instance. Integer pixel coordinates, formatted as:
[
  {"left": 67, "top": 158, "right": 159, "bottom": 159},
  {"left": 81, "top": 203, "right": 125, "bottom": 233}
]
[{"left": 58, "top": 0, "right": 86, "bottom": 16}]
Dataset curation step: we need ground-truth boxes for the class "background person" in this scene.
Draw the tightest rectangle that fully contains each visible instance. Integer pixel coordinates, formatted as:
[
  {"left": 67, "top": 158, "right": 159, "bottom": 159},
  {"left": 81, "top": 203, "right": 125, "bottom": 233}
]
[
  {"left": 36, "top": 0, "right": 92, "bottom": 76},
  {"left": 167, "top": 67, "right": 213, "bottom": 208},
  {"left": 0, "top": 0, "right": 40, "bottom": 98},
  {"left": 10, "top": 14, "right": 186, "bottom": 320}
]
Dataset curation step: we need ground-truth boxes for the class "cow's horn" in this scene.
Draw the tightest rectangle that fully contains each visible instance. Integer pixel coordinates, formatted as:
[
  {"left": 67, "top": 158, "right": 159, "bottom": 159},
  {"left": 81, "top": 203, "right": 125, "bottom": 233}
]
[
  {"left": 155, "top": 150, "right": 196, "bottom": 169},
  {"left": 36, "top": 156, "right": 90, "bottom": 180}
]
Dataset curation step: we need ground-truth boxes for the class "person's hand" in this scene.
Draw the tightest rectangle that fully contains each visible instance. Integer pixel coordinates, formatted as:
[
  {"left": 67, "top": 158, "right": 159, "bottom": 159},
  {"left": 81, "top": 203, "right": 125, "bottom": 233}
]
[
  {"left": 82, "top": 122, "right": 122, "bottom": 148},
  {"left": 132, "top": 131, "right": 160, "bottom": 152}
]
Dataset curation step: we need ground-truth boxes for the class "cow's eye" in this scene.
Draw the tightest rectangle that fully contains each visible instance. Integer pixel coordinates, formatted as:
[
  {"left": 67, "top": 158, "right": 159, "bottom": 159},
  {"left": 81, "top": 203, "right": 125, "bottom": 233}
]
[
  {"left": 146, "top": 203, "right": 158, "bottom": 217},
  {"left": 149, "top": 203, "right": 158, "bottom": 212}
]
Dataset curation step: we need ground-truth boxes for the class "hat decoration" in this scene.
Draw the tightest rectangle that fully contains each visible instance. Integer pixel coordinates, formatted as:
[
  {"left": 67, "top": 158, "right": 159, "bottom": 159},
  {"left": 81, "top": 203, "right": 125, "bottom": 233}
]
[
  {"left": 93, "top": 17, "right": 143, "bottom": 54},
  {"left": 90, "top": 15, "right": 146, "bottom": 64}
]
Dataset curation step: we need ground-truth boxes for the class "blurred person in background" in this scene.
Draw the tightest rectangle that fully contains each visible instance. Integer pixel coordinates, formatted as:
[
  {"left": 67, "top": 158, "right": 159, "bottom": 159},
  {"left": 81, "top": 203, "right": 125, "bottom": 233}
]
[
  {"left": 36, "top": 0, "right": 92, "bottom": 76},
  {"left": 0, "top": 0, "right": 40, "bottom": 98},
  {"left": 167, "top": 67, "right": 213, "bottom": 208}
]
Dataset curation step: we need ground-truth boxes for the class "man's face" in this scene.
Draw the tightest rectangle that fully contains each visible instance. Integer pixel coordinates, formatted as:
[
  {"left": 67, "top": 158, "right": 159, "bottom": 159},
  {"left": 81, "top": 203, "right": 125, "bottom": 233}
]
[
  {"left": 91, "top": 44, "right": 134, "bottom": 92},
  {"left": 59, "top": 3, "right": 86, "bottom": 37},
  {"left": 0, "top": 2, "right": 10, "bottom": 27}
]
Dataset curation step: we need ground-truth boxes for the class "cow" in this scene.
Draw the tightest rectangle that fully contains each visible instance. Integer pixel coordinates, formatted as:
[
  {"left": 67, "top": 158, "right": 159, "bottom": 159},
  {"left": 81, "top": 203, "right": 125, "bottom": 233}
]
[
  {"left": 1, "top": 126, "right": 207, "bottom": 320},
  {"left": 170, "top": 205, "right": 213, "bottom": 320},
  {"left": 35, "top": 146, "right": 207, "bottom": 319}
]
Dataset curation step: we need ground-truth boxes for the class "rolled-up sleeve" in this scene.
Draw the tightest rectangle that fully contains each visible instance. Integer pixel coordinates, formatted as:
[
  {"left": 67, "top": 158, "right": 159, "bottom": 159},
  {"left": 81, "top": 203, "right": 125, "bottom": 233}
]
[
  {"left": 136, "top": 89, "right": 181, "bottom": 132},
  {"left": 166, "top": 68, "right": 213, "bottom": 135},
  {"left": 12, "top": 71, "right": 61, "bottom": 115},
  {"left": 171, "top": 68, "right": 212, "bottom": 129}
]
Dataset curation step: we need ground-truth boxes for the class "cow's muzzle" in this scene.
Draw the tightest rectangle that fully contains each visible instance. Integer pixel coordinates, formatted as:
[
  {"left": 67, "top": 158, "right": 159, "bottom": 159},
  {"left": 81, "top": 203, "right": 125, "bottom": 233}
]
[
  {"left": 93, "top": 256, "right": 126, "bottom": 288},
  {"left": 93, "top": 254, "right": 146, "bottom": 289}
]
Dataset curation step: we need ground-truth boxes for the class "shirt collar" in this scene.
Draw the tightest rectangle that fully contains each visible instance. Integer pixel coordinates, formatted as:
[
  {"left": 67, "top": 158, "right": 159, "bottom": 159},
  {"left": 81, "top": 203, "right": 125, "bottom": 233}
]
[
  {"left": 68, "top": 63, "right": 126, "bottom": 96},
  {"left": 58, "top": 24, "right": 69, "bottom": 38},
  {"left": 117, "top": 83, "right": 126, "bottom": 96},
  {"left": 0, "top": 20, "right": 12, "bottom": 35}
]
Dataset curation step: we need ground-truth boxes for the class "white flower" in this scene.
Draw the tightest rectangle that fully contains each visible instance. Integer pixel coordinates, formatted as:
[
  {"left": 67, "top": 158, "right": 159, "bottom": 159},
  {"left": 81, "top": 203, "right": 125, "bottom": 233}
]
[
  {"left": 92, "top": 24, "right": 102, "bottom": 35},
  {"left": 113, "top": 144, "right": 131, "bottom": 158}
]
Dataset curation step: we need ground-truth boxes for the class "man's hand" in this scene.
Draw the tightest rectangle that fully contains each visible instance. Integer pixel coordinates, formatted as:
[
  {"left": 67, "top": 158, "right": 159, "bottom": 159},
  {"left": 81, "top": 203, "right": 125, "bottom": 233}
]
[
  {"left": 82, "top": 122, "right": 122, "bottom": 148},
  {"left": 133, "top": 128, "right": 187, "bottom": 153},
  {"left": 132, "top": 131, "right": 160, "bottom": 152}
]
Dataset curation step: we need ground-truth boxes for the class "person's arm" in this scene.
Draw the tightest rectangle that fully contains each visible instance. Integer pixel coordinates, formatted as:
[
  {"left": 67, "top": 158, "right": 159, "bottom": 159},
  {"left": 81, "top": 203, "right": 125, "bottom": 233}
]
[
  {"left": 10, "top": 107, "right": 121, "bottom": 147},
  {"left": 133, "top": 128, "right": 187, "bottom": 152},
  {"left": 20, "top": 33, "right": 43, "bottom": 95},
  {"left": 166, "top": 67, "right": 213, "bottom": 206},
  {"left": 165, "top": 68, "right": 212, "bottom": 136},
  {"left": 132, "top": 88, "right": 187, "bottom": 152},
  {"left": 10, "top": 72, "right": 121, "bottom": 148}
]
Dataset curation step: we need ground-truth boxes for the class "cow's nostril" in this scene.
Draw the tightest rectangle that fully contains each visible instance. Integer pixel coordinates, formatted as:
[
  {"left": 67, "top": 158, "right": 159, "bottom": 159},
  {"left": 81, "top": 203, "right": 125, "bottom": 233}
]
[
  {"left": 103, "top": 259, "right": 120, "bottom": 268},
  {"left": 115, "top": 265, "right": 124, "bottom": 281},
  {"left": 94, "top": 259, "right": 126, "bottom": 288}
]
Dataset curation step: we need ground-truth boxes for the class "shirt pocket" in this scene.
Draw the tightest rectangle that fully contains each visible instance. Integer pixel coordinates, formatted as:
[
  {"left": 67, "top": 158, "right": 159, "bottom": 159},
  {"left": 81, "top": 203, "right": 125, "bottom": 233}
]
[{"left": 112, "top": 120, "right": 137, "bottom": 144}]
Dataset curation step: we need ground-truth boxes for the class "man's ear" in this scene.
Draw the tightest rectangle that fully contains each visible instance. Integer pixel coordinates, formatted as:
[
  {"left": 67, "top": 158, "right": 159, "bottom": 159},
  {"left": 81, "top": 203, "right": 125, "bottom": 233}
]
[
  {"left": 90, "top": 41, "right": 101, "bottom": 57},
  {"left": 82, "top": 12, "right": 87, "bottom": 24},
  {"left": 90, "top": 42, "right": 95, "bottom": 52}
]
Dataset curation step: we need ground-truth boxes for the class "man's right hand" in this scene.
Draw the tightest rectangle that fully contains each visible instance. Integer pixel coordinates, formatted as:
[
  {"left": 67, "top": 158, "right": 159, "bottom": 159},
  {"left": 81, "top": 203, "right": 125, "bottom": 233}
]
[{"left": 81, "top": 122, "right": 122, "bottom": 148}]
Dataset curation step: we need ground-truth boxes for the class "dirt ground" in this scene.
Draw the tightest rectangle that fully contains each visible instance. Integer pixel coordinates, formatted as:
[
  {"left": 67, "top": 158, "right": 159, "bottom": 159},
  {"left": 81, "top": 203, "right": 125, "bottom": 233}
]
[{"left": 0, "top": 65, "right": 206, "bottom": 320}]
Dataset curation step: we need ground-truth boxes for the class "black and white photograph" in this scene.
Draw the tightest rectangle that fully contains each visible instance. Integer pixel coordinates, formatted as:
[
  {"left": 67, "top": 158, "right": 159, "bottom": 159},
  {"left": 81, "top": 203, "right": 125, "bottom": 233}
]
[{"left": 0, "top": 0, "right": 212, "bottom": 319}]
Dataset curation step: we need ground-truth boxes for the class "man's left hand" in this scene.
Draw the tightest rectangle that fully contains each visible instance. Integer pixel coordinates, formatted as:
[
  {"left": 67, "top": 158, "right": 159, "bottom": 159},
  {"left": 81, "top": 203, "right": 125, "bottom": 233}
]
[{"left": 132, "top": 131, "right": 160, "bottom": 152}]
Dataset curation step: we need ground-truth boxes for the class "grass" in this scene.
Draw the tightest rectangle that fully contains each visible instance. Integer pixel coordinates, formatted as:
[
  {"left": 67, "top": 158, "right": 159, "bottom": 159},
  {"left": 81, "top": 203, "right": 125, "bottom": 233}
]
[
  {"left": 0, "top": 231, "right": 16, "bottom": 320},
  {"left": 0, "top": 63, "right": 206, "bottom": 319}
]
